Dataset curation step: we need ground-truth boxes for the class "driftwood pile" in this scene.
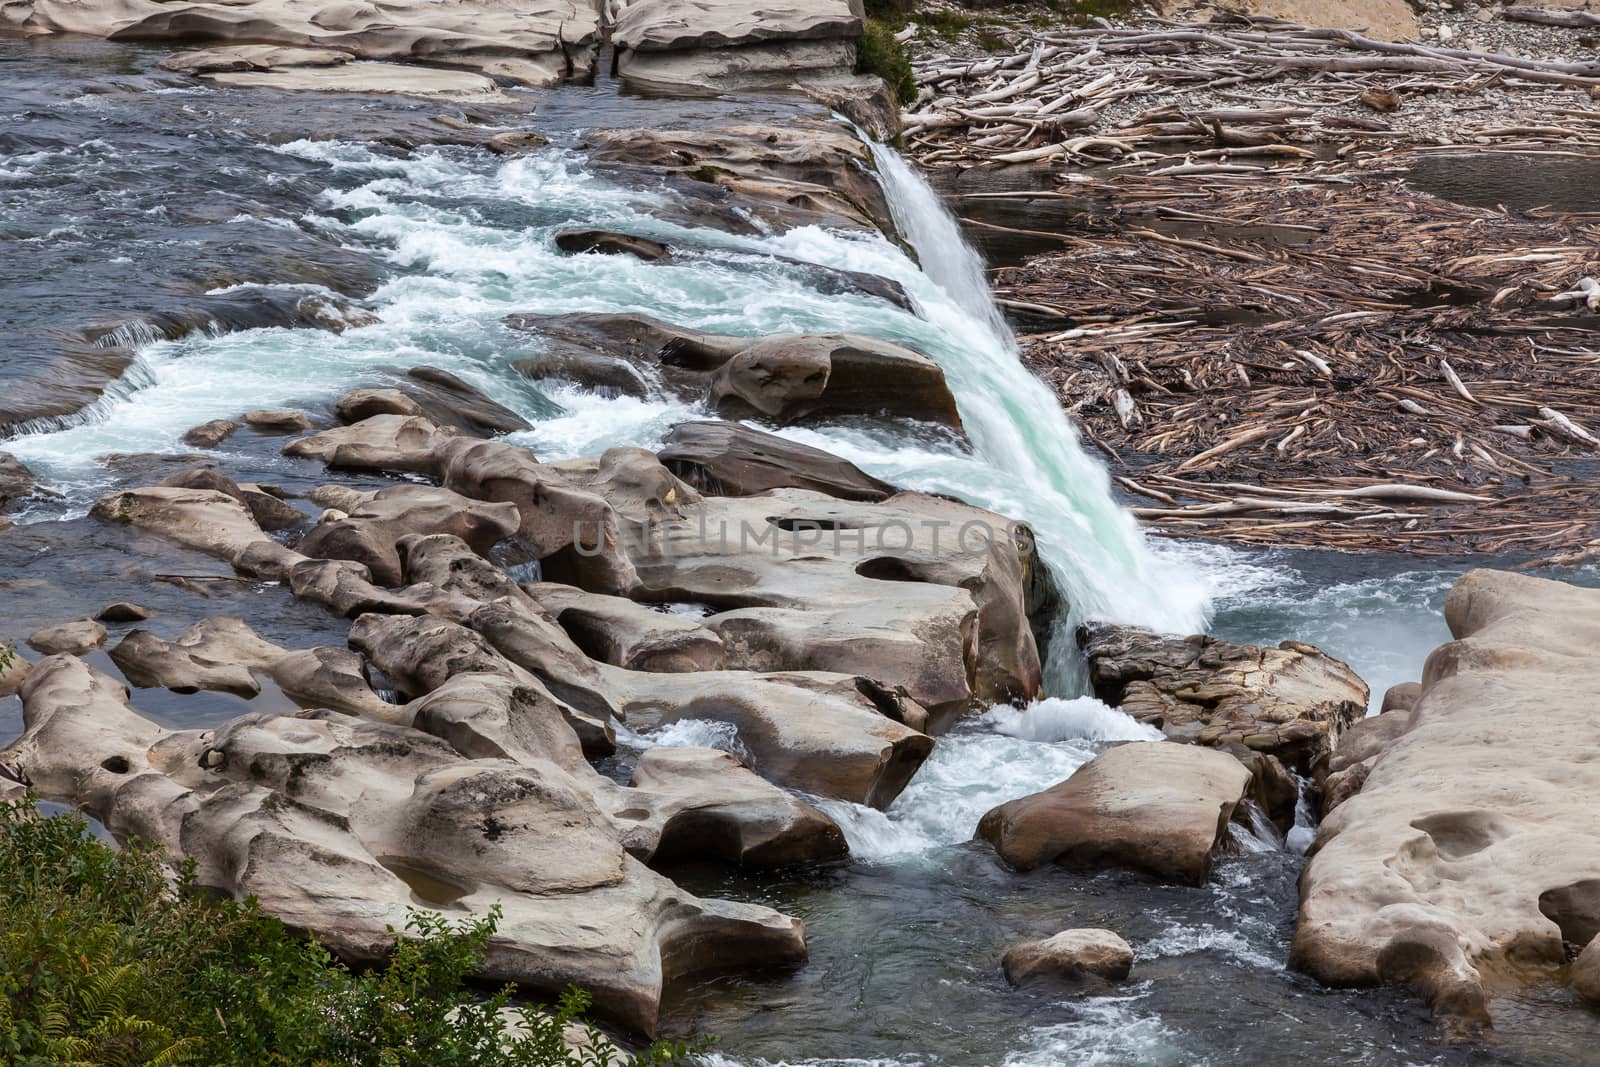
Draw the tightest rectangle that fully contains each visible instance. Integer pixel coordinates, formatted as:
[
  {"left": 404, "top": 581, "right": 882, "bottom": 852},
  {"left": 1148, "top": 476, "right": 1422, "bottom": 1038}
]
[
  {"left": 905, "top": 16, "right": 1600, "bottom": 169},
  {"left": 996, "top": 172, "right": 1600, "bottom": 557}
]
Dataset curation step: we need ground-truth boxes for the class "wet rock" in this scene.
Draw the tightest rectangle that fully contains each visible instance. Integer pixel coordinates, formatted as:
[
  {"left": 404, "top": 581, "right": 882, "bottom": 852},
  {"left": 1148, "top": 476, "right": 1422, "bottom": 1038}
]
[
  {"left": 27, "top": 618, "right": 107, "bottom": 656},
  {"left": 619, "top": 746, "right": 848, "bottom": 868},
  {"left": 90, "top": 485, "right": 295, "bottom": 578},
  {"left": 525, "top": 582, "right": 726, "bottom": 673},
  {"left": 976, "top": 741, "right": 1252, "bottom": 884},
  {"left": 0, "top": 453, "right": 38, "bottom": 513},
  {"left": 284, "top": 419, "right": 1039, "bottom": 719},
  {"left": 295, "top": 484, "right": 520, "bottom": 587},
  {"left": 582, "top": 123, "right": 894, "bottom": 236},
  {"left": 613, "top": 1, "right": 861, "bottom": 95},
  {"left": 182, "top": 419, "right": 242, "bottom": 448},
  {"left": 1574, "top": 938, "right": 1600, "bottom": 1006},
  {"left": 95, "top": 602, "right": 152, "bottom": 623},
  {"left": 554, "top": 229, "right": 672, "bottom": 262},
  {"left": 158, "top": 467, "right": 305, "bottom": 531},
  {"left": 207, "top": 62, "right": 501, "bottom": 97},
  {"left": 159, "top": 44, "right": 353, "bottom": 75},
  {"left": 401, "top": 366, "right": 532, "bottom": 436},
  {"left": 659, "top": 420, "right": 895, "bottom": 501},
  {"left": 799, "top": 75, "right": 902, "bottom": 143},
  {"left": 243, "top": 408, "right": 314, "bottom": 434},
  {"left": 109, "top": 625, "right": 263, "bottom": 699},
  {"left": 506, "top": 313, "right": 963, "bottom": 432},
  {"left": 1, "top": 655, "right": 804, "bottom": 1036},
  {"left": 607, "top": 668, "right": 932, "bottom": 809},
  {"left": 1292, "top": 569, "right": 1600, "bottom": 1026},
  {"left": 336, "top": 388, "right": 425, "bottom": 423},
  {"left": 1002, "top": 928, "right": 1134, "bottom": 988},
  {"left": 1078, "top": 624, "right": 1367, "bottom": 776}
]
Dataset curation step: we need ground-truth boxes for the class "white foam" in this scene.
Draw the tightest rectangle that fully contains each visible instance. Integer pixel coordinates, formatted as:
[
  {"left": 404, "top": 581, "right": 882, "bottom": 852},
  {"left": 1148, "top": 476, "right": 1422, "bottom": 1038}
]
[
  {"left": 981, "top": 697, "right": 1162, "bottom": 743},
  {"left": 1138, "top": 923, "right": 1282, "bottom": 972}
]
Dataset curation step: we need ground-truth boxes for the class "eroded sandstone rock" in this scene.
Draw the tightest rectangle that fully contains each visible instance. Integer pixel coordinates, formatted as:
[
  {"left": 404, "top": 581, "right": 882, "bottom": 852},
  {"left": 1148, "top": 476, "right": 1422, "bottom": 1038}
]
[
  {"left": 1078, "top": 624, "right": 1367, "bottom": 776},
  {"left": 506, "top": 313, "right": 962, "bottom": 432},
  {"left": 976, "top": 741, "right": 1251, "bottom": 884},
  {"left": 7, "top": 0, "right": 602, "bottom": 89},
  {"left": 525, "top": 582, "right": 725, "bottom": 673},
  {"left": 0, "top": 453, "right": 38, "bottom": 513},
  {"left": 1002, "top": 928, "right": 1134, "bottom": 988},
  {"left": 1291, "top": 570, "right": 1600, "bottom": 1026},
  {"left": 613, "top": 0, "right": 862, "bottom": 94},
  {"left": 659, "top": 420, "right": 895, "bottom": 502},
  {"left": 0, "top": 655, "right": 805, "bottom": 1036},
  {"left": 27, "top": 618, "right": 108, "bottom": 656},
  {"left": 582, "top": 124, "right": 893, "bottom": 235}
]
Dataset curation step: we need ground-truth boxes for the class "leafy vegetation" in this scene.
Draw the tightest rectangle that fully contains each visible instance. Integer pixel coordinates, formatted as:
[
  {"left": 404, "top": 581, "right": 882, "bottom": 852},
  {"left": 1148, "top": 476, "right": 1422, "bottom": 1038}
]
[
  {"left": 857, "top": 19, "right": 918, "bottom": 106},
  {"left": 0, "top": 800, "right": 707, "bottom": 1067}
]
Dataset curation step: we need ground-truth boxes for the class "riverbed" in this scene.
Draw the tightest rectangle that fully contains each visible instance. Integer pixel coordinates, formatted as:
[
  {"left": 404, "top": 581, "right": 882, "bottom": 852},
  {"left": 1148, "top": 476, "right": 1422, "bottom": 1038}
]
[{"left": 3, "top": 40, "right": 1598, "bottom": 1067}]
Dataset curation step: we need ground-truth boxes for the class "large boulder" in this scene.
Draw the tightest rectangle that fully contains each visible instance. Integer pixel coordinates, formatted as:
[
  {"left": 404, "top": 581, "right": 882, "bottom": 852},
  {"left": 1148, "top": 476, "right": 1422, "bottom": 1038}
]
[
  {"left": 1078, "top": 624, "right": 1367, "bottom": 777},
  {"left": 1001, "top": 928, "right": 1135, "bottom": 988},
  {"left": 975, "top": 741, "right": 1251, "bottom": 884},
  {"left": 1292, "top": 570, "right": 1600, "bottom": 1026},
  {"left": 0, "top": 656, "right": 804, "bottom": 1036},
  {"left": 507, "top": 313, "right": 962, "bottom": 433},
  {"left": 294, "top": 484, "right": 520, "bottom": 586}
]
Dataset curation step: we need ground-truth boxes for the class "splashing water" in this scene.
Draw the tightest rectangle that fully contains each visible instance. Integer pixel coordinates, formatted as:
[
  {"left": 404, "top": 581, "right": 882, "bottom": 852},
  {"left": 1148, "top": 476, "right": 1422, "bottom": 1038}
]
[{"left": 867, "top": 147, "right": 1210, "bottom": 684}]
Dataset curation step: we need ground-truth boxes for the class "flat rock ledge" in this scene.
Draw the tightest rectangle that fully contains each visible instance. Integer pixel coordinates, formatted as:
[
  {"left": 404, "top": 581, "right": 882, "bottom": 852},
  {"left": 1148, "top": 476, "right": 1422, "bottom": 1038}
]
[
  {"left": 5, "top": 0, "right": 602, "bottom": 90},
  {"left": 612, "top": 0, "right": 864, "bottom": 95},
  {"left": 1292, "top": 569, "right": 1600, "bottom": 1027},
  {"left": 976, "top": 741, "right": 1251, "bottom": 885}
]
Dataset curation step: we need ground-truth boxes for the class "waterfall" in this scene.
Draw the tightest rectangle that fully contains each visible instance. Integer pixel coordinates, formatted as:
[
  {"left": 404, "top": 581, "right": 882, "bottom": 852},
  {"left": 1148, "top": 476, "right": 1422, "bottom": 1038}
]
[{"left": 868, "top": 145, "right": 1209, "bottom": 688}]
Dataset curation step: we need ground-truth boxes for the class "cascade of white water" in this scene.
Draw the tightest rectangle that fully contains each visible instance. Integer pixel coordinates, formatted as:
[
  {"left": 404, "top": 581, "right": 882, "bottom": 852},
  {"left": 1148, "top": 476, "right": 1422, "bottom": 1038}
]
[{"left": 866, "top": 146, "right": 1208, "bottom": 687}]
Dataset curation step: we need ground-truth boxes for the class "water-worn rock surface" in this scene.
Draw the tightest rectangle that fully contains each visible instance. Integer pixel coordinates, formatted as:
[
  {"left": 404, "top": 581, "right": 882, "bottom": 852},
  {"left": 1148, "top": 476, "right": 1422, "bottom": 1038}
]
[
  {"left": 1293, "top": 569, "right": 1600, "bottom": 1026},
  {"left": 976, "top": 741, "right": 1252, "bottom": 884}
]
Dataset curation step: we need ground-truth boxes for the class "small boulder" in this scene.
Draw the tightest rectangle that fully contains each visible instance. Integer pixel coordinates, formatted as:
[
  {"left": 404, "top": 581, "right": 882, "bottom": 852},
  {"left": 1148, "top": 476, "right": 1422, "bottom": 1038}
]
[
  {"left": 27, "top": 618, "right": 107, "bottom": 656},
  {"left": 244, "top": 409, "right": 314, "bottom": 434},
  {"left": 182, "top": 419, "right": 242, "bottom": 447},
  {"left": 335, "top": 388, "right": 424, "bottom": 424},
  {"left": 403, "top": 366, "right": 531, "bottom": 436},
  {"left": 1002, "top": 928, "right": 1134, "bottom": 988},
  {"left": 95, "top": 602, "right": 152, "bottom": 623},
  {"left": 976, "top": 741, "right": 1251, "bottom": 884},
  {"left": 554, "top": 229, "right": 672, "bottom": 262}
]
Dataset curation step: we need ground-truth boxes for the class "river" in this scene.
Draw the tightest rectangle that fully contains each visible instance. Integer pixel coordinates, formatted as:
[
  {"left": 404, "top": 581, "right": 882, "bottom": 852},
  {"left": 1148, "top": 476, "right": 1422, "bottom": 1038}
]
[{"left": 2, "top": 39, "right": 1597, "bottom": 1067}]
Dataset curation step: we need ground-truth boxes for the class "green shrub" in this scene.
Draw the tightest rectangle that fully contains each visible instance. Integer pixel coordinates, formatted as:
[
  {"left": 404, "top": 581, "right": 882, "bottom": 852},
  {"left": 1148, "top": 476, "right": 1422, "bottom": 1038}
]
[
  {"left": 857, "top": 19, "right": 917, "bottom": 106},
  {"left": 0, "top": 801, "right": 705, "bottom": 1067}
]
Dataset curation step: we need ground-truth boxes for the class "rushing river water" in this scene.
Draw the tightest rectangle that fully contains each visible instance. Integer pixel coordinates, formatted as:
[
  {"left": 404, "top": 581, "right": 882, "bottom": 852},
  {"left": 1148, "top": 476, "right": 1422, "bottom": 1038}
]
[{"left": 4, "top": 40, "right": 1599, "bottom": 1067}]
